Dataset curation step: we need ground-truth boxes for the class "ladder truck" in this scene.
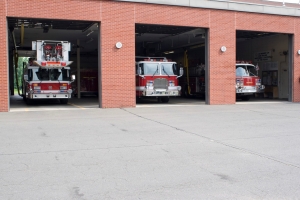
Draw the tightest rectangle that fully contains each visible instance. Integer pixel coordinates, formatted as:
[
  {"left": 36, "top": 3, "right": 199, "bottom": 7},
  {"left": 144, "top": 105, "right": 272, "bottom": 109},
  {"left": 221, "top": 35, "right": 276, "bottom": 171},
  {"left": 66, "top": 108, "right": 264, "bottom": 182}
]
[{"left": 22, "top": 40, "right": 75, "bottom": 104}]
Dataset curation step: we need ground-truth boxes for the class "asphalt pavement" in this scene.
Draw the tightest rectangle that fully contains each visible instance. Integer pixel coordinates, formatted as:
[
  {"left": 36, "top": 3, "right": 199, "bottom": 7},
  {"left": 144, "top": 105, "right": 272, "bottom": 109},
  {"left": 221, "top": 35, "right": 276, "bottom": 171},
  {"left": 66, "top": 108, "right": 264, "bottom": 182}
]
[{"left": 1, "top": 96, "right": 300, "bottom": 199}]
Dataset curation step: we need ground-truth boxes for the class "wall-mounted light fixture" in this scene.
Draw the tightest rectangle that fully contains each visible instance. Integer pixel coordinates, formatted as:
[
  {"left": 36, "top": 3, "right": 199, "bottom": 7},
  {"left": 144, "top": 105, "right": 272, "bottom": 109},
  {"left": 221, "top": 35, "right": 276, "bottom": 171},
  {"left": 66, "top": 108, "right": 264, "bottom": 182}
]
[
  {"left": 297, "top": 50, "right": 300, "bottom": 55},
  {"left": 220, "top": 46, "right": 227, "bottom": 52},
  {"left": 116, "top": 42, "right": 122, "bottom": 49}
]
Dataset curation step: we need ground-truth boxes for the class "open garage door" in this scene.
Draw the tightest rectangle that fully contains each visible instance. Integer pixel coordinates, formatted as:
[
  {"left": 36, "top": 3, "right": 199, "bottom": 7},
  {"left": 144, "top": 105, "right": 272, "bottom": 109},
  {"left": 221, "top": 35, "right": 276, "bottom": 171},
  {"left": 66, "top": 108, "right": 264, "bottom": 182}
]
[
  {"left": 236, "top": 30, "right": 292, "bottom": 102},
  {"left": 7, "top": 18, "right": 100, "bottom": 111},
  {"left": 135, "top": 24, "right": 208, "bottom": 106}
]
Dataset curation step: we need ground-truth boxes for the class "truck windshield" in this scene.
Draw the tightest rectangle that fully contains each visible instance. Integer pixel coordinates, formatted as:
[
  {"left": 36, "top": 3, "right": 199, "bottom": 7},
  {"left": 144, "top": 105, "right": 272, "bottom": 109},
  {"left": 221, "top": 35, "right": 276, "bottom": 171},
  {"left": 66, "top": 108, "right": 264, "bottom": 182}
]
[
  {"left": 139, "top": 63, "right": 177, "bottom": 76},
  {"left": 30, "top": 68, "right": 70, "bottom": 81},
  {"left": 142, "top": 63, "right": 160, "bottom": 75},
  {"left": 161, "top": 63, "right": 177, "bottom": 76},
  {"left": 236, "top": 65, "right": 256, "bottom": 77}
]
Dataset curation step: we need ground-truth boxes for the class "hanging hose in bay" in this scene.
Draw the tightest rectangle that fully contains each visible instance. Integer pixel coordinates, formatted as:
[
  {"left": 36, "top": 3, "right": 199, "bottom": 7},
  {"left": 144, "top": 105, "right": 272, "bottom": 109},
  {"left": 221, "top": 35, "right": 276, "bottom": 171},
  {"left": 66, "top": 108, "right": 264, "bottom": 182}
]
[
  {"left": 184, "top": 50, "right": 191, "bottom": 95},
  {"left": 13, "top": 50, "right": 21, "bottom": 96}
]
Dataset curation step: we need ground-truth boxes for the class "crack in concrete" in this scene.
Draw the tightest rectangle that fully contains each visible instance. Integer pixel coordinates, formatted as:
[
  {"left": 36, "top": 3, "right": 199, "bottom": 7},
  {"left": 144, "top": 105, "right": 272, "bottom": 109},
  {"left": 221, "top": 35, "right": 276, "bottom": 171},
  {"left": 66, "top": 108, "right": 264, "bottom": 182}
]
[{"left": 121, "top": 108, "right": 300, "bottom": 169}]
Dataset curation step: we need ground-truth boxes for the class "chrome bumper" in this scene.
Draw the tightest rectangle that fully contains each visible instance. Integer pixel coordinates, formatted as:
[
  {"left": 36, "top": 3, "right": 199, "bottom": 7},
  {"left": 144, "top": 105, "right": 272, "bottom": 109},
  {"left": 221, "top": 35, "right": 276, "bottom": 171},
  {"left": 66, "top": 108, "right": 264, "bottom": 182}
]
[
  {"left": 236, "top": 85, "right": 265, "bottom": 94},
  {"left": 137, "top": 86, "right": 181, "bottom": 97},
  {"left": 27, "top": 90, "right": 72, "bottom": 99}
]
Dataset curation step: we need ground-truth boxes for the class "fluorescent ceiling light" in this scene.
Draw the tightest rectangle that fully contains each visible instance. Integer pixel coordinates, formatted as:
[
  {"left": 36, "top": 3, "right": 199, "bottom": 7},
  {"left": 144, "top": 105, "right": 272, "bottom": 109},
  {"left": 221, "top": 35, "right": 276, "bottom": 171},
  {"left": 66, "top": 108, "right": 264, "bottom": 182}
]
[
  {"left": 86, "top": 30, "right": 94, "bottom": 36},
  {"left": 164, "top": 51, "right": 174, "bottom": 54}
]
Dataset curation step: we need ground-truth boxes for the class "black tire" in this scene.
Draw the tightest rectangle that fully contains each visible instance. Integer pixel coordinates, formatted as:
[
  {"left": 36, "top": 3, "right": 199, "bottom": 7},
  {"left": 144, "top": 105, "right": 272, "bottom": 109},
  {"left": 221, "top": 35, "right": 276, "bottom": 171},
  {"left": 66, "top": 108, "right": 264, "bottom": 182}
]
[
  {"left": 26, "top": 98, "right": 33, "bottom": 105},
  {"left": 60, "top": 99, "right": 69, "bottom": 104},
  {"left": 23, "top": 94, "right": 27, "bottom": 102},
  {"left": 241, "top": 96, "right": 251, "bottom": 101},
  {"left": 161, "top": 97, "right": 169, "bottom": 103},
  {"left": 136, "top": 97, "right": 142, "bottom": 103}
]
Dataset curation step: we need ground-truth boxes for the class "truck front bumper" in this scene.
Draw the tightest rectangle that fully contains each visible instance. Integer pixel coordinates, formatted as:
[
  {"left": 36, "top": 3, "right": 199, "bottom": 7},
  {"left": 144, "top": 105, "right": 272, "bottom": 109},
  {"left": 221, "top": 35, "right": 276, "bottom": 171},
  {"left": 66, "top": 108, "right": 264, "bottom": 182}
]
[
  {"left": 27, "top": 90, "right": 72, "bottom": 99},
  {"left": 236, "top": 85, "right": 265, "bottom": 95},
  {"left": 137, "top": 86, "right": 181, "bottom": 97}
]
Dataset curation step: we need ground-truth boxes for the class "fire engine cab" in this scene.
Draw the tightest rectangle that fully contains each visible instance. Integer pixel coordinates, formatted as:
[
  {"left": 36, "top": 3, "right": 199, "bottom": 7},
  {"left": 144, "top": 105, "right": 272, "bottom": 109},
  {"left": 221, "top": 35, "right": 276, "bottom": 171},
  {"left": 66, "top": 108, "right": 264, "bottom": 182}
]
[
  {"left": 235, "top": 61, "right": 265, "bottom": 100},
  {"left": 136, "top": 57, "right": 183, "bottom": 103},
  {"left": 22, "top": 40, "right": 75, "bottom": 104}
]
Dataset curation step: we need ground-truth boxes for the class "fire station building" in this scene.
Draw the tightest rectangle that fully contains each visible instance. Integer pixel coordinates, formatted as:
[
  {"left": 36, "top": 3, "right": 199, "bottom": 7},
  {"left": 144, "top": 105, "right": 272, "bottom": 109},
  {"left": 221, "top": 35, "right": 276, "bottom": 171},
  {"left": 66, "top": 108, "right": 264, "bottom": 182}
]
[{"left": 1, "top": 0, "right": 300, "bottom": 112}]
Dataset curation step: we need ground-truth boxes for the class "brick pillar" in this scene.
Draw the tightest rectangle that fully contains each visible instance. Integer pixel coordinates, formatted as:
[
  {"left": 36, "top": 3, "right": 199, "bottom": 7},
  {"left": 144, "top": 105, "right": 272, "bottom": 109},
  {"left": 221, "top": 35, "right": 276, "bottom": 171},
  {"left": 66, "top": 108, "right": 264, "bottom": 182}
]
[
  {"left": 293, "top": 19, "right": 300, "bottom": 102},
  {"left": 208, "top": 10, "right": 236, "bottom": 105},
  {"left": 0, "top": 0, "right": 8, "bottom": 112},
  {"left": 100, "top": 2, "right": 135, "bottom": 108}
]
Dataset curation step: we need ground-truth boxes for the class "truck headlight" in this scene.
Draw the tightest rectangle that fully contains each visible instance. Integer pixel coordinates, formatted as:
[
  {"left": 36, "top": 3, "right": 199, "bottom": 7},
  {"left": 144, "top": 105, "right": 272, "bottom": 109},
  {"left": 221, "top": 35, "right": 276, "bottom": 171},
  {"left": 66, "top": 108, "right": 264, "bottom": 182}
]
[
  {"left": 146, "top": 81, "right": 153, "bottom": 87},
  {"left": 169, "top": 81, "right": 174, "bottom": 86}
]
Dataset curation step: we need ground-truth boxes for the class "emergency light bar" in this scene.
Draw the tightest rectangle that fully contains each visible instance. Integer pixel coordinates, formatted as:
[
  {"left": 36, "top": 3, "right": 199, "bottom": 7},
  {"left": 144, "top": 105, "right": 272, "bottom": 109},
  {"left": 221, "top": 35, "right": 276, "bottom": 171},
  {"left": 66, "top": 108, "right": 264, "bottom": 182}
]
[
  {"left": 136, "top": 56, "right": 172, "bottom": 62},
  {"left": 236, "top": 60, "right": 252, "bottom": 64},
  {"left": 35, "top": 61, "right": 72, "bottom": 67},
  {"left": 144, "top": 58, "right": 169, "bottom": 62}
]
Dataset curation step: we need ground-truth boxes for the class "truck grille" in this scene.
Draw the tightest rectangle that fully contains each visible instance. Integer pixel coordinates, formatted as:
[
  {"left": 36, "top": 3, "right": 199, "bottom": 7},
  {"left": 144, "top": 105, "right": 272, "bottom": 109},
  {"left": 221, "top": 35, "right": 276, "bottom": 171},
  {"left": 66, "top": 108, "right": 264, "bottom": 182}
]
[{"left": 154, "top": 78, "right": 168, "bottom": 89}]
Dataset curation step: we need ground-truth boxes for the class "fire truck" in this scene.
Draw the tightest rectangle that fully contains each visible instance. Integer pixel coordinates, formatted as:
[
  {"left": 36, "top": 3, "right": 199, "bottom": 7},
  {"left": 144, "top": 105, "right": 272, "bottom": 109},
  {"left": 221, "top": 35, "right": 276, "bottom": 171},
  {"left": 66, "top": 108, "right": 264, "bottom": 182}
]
[
  {"left": 235, "top": 61, "right": 265, "bottom": 100},
  {"left": 180, "top": 61, "right": 265, "bottom": 100},
  {"left": 22, "top": 40, "right": 75, "bottom": 104},
  {"left": 136, "top": 57, "right": 183, "bottom": 103}
]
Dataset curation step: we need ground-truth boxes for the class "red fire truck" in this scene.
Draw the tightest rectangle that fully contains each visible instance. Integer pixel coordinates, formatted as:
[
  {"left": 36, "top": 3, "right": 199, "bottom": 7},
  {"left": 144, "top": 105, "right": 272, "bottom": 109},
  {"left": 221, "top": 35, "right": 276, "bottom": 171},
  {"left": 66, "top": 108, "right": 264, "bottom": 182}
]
[
  {"left": 136, "top": 57, "right": 183, "bottom": 103},
  {"left": 22, "top": 40, "right": 75, "bottom": 104},
  {"left": 180, "top": 61, "right": 265, "bottom": 100},
  {"left": 235, "top": 61, "right": 265, "bottom": 100}
]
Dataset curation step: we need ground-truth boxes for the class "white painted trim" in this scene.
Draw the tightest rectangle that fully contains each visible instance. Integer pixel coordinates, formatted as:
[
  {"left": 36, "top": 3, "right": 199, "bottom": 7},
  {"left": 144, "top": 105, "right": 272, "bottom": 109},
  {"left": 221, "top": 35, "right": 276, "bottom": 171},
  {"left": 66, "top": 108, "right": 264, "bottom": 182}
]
[{"left": 115, "top": 0, "right": 300, "bottom": 17}]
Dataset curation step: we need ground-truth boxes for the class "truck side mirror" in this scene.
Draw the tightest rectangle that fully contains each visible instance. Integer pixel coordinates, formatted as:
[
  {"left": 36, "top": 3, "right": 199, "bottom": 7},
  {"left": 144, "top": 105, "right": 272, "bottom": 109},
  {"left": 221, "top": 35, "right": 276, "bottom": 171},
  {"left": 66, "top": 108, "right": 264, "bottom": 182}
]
[
  {"left": 138, "top": 67, "right": 144, "bottom": 79},
  {"left": 24, "top": 75, "right": 28, "bottom": 81},
  {"left": 177, "top": 67, "right": 184, "bottom": 79},
  {"left": 138, "top": 67, "right": 142, "bottom": 75},
  {"left": 179, "top": 67, "right": 184, "bottom": 76},
  {"left": 71, "top": 75, "right": 76, "bottom": 81}
]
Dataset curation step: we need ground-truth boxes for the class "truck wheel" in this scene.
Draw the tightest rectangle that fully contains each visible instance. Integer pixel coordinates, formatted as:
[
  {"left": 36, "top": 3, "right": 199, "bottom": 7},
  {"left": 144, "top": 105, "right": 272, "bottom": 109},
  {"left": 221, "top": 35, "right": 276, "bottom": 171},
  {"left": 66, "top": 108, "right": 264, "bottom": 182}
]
[
  {"left": 241, "top": 96, "right": 251, "bottom": 101},
  {"left": 60, "top": 99, "right": 69, "bottom": 104},
  {"left": 161, "top": 97, "right": 169, "bottom": 103},
  {"left": 26, "top": 98, "right": 33, "bottom": 105},
  {"left": 136, "top": 97, "right": 142, "bottom": 103}
]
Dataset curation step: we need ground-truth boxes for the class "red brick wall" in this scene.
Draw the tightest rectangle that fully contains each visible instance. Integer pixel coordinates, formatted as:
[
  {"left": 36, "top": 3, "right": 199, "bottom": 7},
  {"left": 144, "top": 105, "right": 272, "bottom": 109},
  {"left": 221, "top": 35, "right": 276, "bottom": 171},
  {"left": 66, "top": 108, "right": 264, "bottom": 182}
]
[
  {"left": 134, "top": 4, "right": 210, "bottom": 27},
  {"left": 1, "top": 0, "right": 300, "bottom": 111},
  {"left": 236, "top": 12, "right": 294, "bottom": 33},
  {"left": 0, "top": 0, "right": 8, "bottom": 112},
  {"left": 209, "top": 10, "right": 236, "bottom": 104},
  {"left": 294, "top": 21, "right": 300, "bottom": 102},
  {"left": 101, "top": 2, "right": 135, "bottom": 108},
  {"left": 7, "top": 0, "right": 101, "bottom": 21}
]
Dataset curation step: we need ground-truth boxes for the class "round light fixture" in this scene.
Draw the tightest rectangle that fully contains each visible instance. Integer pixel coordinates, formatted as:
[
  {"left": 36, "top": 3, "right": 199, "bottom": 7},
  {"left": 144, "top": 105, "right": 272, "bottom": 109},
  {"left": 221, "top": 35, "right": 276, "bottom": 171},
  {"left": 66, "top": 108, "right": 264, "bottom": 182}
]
[
  {"left": 116, "top": 42, "right": 122, "bottom": 49},
  {"left": 297, "top": 50, "right": 300, "bottom": 55},
  {"left": 220, "top": 46, "right": 227, "bottom": 52}
]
